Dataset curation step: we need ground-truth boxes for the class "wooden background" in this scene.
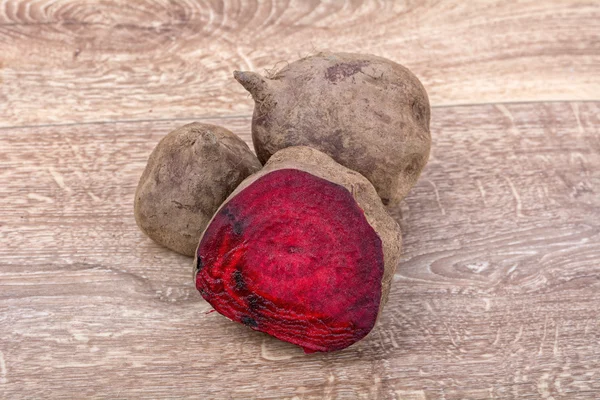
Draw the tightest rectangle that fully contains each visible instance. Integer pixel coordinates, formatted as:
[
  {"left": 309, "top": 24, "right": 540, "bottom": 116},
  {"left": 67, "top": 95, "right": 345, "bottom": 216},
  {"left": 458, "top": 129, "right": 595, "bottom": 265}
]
[{"left": 1, "top": 1, "right": 599, "bottom": 399}]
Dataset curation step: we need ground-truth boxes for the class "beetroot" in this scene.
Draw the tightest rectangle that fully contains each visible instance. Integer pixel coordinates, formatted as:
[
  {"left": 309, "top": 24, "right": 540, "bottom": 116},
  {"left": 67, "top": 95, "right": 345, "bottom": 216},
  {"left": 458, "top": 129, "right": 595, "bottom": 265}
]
[
  {"left": 194, "top": 147, "right": 402, "bottom": 352},
  {"left": 234, "top": 51, "right": 431, "bottom": 206},
  {"left": 134, "top": 122, "right": 261, "bottom": 256}
]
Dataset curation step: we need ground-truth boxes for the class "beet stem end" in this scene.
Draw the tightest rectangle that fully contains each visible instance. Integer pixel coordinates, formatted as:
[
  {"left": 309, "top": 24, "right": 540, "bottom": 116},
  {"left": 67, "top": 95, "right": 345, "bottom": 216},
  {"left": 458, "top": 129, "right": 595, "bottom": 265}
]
[{"left": 233, "top": 70, "right": 271, "bottom": 102}]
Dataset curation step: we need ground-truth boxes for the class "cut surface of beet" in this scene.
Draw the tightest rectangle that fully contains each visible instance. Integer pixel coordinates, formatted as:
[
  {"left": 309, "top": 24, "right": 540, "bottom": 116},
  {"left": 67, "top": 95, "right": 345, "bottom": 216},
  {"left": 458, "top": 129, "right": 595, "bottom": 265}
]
[{"left": 195, "top": 169, "right": 384, "bottom": 352}]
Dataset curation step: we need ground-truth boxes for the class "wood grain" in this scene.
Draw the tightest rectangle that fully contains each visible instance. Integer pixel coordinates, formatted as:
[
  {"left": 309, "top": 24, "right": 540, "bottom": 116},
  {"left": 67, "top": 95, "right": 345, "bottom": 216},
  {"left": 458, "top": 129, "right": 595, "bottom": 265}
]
[
  {"left": 1, "top": 0, "right": 598, "bottom": 127},
  {"left": 1, "top": 101, "right": 599, "bottom": 399}
]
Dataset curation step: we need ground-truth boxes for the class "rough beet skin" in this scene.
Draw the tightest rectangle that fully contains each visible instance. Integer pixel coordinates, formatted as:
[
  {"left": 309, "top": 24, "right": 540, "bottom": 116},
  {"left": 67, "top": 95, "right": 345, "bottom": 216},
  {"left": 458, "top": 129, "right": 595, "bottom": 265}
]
[
  {"left": 195, "top": 147, "right": 402, "bottom": 352},
  {"left": 134, "top": 122, "right": 261, "bottom": 256},
  {"left": 234, "top": 51, "right": 432, "bottom": 206}
]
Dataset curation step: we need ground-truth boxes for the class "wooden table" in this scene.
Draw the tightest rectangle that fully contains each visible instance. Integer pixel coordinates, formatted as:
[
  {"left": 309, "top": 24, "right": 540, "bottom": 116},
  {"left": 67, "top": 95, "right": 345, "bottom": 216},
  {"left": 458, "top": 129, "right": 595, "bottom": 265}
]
[{"left": 1, "top": 1, "right": 599, "bottom": 399}]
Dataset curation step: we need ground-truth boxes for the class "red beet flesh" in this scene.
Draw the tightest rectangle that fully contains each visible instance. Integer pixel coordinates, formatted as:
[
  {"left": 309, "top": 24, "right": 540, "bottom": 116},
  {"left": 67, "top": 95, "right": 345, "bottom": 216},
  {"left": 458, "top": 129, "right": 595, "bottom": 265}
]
[{"left": 195, "top": 169, "right": 384, "bottom": 352}]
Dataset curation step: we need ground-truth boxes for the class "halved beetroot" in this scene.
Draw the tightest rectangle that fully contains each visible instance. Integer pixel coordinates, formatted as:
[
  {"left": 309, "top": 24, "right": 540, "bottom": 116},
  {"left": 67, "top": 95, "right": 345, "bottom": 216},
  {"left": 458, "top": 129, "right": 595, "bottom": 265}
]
[{"left": 195, "top": 147, "right": 402, "bottom": 352}]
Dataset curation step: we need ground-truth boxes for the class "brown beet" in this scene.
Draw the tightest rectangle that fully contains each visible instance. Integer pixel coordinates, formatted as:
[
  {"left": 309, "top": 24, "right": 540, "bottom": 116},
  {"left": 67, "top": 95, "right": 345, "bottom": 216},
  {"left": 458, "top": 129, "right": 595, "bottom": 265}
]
[
  {"left": 134, "top": 122, "right": 261, "bottom": 256},
  {"left": 234, "top": 52, "right": 431, "bottom": 206},
  {"left": 194, "top": 147, "right": 402, "bottom": 352}
]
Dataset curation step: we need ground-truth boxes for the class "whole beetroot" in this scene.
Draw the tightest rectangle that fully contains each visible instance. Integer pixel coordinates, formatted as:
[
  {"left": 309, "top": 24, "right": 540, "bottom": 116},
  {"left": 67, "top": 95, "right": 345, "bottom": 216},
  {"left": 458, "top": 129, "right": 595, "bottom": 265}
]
[
  {"left": 194, "top": 146, "right": 402, "bottom": 352},
  {"left": 134, "top": 122, "right": 261, "bottom": 256},
  {"left": 234, "top": 52, "right": 431, "bottom": 206}
]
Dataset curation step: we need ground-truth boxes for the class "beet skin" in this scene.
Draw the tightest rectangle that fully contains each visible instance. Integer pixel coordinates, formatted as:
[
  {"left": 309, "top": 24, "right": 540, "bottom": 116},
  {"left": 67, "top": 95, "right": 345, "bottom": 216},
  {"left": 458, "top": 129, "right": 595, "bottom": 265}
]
[
  {"left": 195, "top": 147, "right": 402, "bottom": 353},
  {"left": 134, "top": 122, "right": 261, "bottom": 256},
  {"left": 234, "top": 52, "right": 431, "bottom": 206}
]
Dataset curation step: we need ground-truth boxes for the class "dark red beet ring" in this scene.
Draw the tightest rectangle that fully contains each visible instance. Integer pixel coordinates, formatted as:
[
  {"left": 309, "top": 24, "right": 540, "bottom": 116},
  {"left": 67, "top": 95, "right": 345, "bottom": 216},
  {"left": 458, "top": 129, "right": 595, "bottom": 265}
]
[{"left": 195, "top": 169, "right": 384, "bottom": 352}]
